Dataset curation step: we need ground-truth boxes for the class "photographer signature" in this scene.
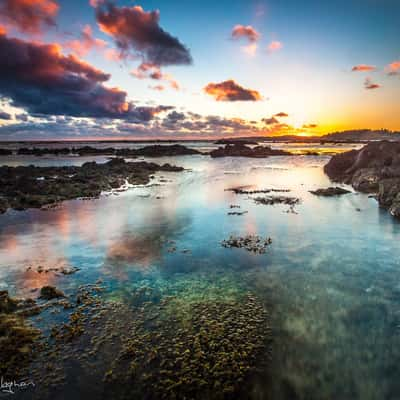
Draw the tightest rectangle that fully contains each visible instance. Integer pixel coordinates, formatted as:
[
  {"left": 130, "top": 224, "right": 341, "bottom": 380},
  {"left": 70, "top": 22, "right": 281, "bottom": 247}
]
[{"left": 1, "top": 377, "right": 35, "bottom": 395}]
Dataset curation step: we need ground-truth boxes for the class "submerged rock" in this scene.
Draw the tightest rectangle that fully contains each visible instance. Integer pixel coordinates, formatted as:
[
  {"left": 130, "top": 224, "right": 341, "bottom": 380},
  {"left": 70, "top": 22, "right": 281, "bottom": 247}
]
[
  {"left": 253, "top": 195, "right": 300, "bottom": 206},
  {"left": 309, "top": 187, "right": 351, "bottom": 196},
  {"left": 210, "top": 143, "right": 291, "bottom": 158},
  {"left": 105, "top": 292, "right": 270, "bottom": 400},
  {"left": 39, "top": 286, "right": 65, "bottom": 300},
  {"left": 222, "top": 235, "right": 272, "bottom": 254},
  {"left": 324, "top": 141, "right": 400, "bottom": 217}
]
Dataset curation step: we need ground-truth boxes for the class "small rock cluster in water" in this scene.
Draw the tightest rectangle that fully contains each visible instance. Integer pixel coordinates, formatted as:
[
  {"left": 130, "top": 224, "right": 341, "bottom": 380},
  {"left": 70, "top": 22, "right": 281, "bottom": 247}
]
[
  {"left": 222, "top": 235, "right": 272, "bottom": 254},
  {"left": 253, "top": 196, "right": 300, "bottom": 206}
]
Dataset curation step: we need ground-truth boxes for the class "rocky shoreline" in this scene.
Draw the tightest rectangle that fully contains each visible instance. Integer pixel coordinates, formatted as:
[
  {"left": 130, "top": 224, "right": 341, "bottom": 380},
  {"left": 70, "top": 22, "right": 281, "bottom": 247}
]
[
  {"left": 0, "top": 158, "right": 183, "bottom": 213},
  {"left": 324, "top": 141, "right": 400, "bottom": 217},
  {"left": 0, "top": 144, "right": 201, "bottom": 157}
]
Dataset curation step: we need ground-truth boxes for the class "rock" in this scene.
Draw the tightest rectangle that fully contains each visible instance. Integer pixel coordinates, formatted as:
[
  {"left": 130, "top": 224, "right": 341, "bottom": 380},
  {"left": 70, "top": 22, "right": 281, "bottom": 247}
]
[
  {"left": 0, "top": 148, "right": 12, "bottom": 155},
  {"left": 0, "top": 290, "right": 18, "bottom": 313},
  {"left": 221, "top": 235, "right": 272, "bottom": 254},
  {"left": 0, "top": 158, "right": 184, "bottom": 213},
  {"left": 132, "top": 144, "right": 200, "bottom": 157},
  {"left": 253, "top": 196, "right": 300, "bottom": 206},
  {"left": 324, "top": 141, "right": 400, "bottom": 218},
  {"left": 309, "top": 187, "right": 351, "bottom": 196},
  {"left": 39, "top": 286, "right": 65, "bottom": 300},
  {"left": 210, "top": 143, "right": 292, "bottom": 158},
  {"left": 214, "top": 139, "right": 259, "bottom": 145}
]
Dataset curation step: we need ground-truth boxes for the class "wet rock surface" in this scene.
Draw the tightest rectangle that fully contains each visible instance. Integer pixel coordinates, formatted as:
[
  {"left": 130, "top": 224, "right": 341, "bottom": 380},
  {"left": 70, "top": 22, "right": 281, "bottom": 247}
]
[
  {"left": 222, "top": 235, "right": 272, "bottom": 254},
  {"left": 0, "top": 158, "right": 183, "bottom": 213},
  {"left": 210, "top": 143, "right": 291, "bottom": 158},
  {"left": 39, "top": 286, "right": 65, "bottom": 300},
  {"left": 227, "top": 186, "right": 291, "bottom": 195},
  {"left": 309, "top": 187, "right": 351, "bottom": 196},
  {"left": 324, "top": 141, "right": 400, "bottom": 217}
]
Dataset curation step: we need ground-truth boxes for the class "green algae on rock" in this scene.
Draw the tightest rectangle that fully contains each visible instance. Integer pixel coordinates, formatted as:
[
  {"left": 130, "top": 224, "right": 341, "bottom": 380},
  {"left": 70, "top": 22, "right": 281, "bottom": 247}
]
[{"left": 104, "top": 292, "right": 270, "bottom": 400}]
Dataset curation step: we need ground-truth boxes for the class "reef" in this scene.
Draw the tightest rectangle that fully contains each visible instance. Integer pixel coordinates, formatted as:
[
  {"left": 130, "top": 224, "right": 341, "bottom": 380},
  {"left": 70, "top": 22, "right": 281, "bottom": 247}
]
[
  {"left": 105, "top": 292, "right": 270, "bottom": 400},
  {"left": 12, "top": 144, "right": 201, "bottom": 157},
  {"left": 0, "top": 148, "right": 12, "bottom": 155},
  {"left": 309, "top": 187, "right": 351, "bottom": 196},
  {"left": 210, "top": 143, "right": 292, "bottom": 158},
  {"left": 324, "top": 141, "right": 400, "bottom": 217},
  {"left": 0, "top": 291, "right": 41, "bottom": 379},
  {"left": 227, "top": 187, "right": 291, "bottom": 195},
  {"left": 39, "top": 286, "right": 65, "bottom": 300},
  {"left": 0, "top": 158, "right": 183, "bottom": 213},
  {"left": 253, "top": 195, "right": 300, "bottom": 206},
  {"left": 222, "top": 235, "right": 272, "bottom": 254},
  {"left": 214, "top": 139, "right": 259, "bottom": 145}
]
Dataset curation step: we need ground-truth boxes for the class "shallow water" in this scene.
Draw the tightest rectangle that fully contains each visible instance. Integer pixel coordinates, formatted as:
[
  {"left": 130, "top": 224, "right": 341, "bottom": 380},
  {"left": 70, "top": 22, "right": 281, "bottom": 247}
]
[{"left": 1, "top": 148, "right": 400, "bottom": 399}]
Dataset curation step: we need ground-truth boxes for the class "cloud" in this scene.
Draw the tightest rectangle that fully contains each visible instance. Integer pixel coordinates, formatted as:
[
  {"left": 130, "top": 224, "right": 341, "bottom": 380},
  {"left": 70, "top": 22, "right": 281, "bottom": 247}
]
[
  {"left": 231, "top": 25, "right": 260, "bottom": 43},
  {"left": 65, "top": 24, "right": 107, "bottom": 57},
  {"left": 0, "top": 31, "right": 169, "bottom": 121},
  {"left": 131, "top": 62, "right": 179, "bottom": 90},
  {"left": 267, "top": 41, "right": 283, "bottom": 53},
  {"left": 302, "top": 124, "right": 318, "bottom": 129},
  {"left": 364, "top": 77, "right": 381, "bottom": 90},
  {"left": 204, "top": 80, "right": 262, "bottom": 101},
  {"left": 275, "top": 112, "right": 288, "bottom": 117},
  {"left": 262, "top": 117, "right": 279, "bottom": 125},
  {"left": 0, "top": 110, "right": 12, "bottom": 120},
  {"left": 94, "top": 1, "right": 192, "bottom": 66},
  {"left": 0, "top": 0, "right": 59, "bottom": 34},
  {"left": 352, "top": 64, "right": 376, "bottom": 72},
  {"left": 385, "top": 60, "right": 400, "bottom": 75}
]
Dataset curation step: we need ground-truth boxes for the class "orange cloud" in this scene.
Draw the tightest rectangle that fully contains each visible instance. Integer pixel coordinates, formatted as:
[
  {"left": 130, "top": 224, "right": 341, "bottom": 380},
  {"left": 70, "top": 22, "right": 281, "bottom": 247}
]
[
  {"left": 0, "top": 25, "right": 6, "bottom": 35},
  {"left": 302, "top": 123, "right": 318, "bottom": 129},
  {"left": 0, "top": 0, "right": 59, "bottom": 34},
  {"left": 385, "top": 60, "right": 400, "bottom": 75},
  {"left": 231, "top": 25, "right": 260, "bottom": 43},
  {"left": 204, "top": 80, "right": 262, "bottom": 101},
  {"left": 65, "top": 25, "right": 107, "bottom": 57},
  {"left": 275, "top": 112, "right": 289, "bottom": 117},
  {"left": 352, "top": 64, "right": 376, "bottom": 72},
  {"left": 267, "top": 41, "right": 283, "bottom": 52},
  {"left": 364, "top": 77, "right": 381, "bottom": 90}
]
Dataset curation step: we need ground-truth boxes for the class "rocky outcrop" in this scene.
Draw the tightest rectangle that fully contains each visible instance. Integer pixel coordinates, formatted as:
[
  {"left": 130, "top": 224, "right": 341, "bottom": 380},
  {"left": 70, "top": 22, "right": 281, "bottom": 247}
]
[
  {"left": 309, "top": 187, "right": 351, "bottom": 196},
  {"left": 132, "top": 144, "right": 200, "bottom": 157},
  {"left": 0, "top": 158, "right": 183, "bottom": 213},
  {"left": 210, "top": 143, "right": 291, "bottom": 158},
  {"left": 13, "top": 144, "right": 201, "bottom": 158},
  {"left": 324, "top": 141, "right": 400, "bottom": 217},
  {"left": 0, "top": 149, "right": 12, "bottom": 155}
]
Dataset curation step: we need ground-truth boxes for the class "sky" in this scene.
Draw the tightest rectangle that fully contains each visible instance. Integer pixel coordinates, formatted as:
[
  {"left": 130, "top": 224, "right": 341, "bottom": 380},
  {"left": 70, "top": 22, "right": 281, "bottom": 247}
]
[{"left": 0, "top": 0, "right": 399, "bottom": 140}]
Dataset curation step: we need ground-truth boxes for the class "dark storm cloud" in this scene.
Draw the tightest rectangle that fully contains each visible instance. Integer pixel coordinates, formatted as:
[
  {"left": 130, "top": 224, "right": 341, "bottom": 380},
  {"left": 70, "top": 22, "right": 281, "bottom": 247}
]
[
  {"left": 0, "top": 32, "right": 168, "bottom": 121},
  {"left": 94, "top": 1, "right": 192, "bottom": 66}
]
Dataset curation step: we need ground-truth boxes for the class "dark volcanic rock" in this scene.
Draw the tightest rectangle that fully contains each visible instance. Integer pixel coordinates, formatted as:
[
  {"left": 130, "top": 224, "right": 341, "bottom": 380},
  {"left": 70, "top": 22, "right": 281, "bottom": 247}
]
[
  {"left": 324, "top": 141, "right": 400, "bottom": 217},
  {"left": 310, "top": 187, "right": 351, "bottom": 196},
  {"left": 0, "top": 148, "right": 12, "bottom": 155},
  {"left": 210, "top": 143, "right": 291, "bottom": 158},
  {"left": 0, "top": 158, "right": 183, "bottom": 213}
]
